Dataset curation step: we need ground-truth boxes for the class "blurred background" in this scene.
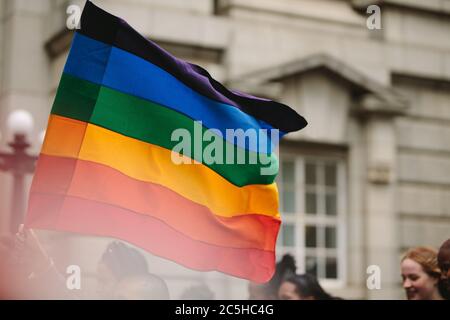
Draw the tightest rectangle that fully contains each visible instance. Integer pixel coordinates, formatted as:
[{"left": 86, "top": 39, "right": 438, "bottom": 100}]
[{"left": 0, "top": 0, "right": 449, "bottom": 299}]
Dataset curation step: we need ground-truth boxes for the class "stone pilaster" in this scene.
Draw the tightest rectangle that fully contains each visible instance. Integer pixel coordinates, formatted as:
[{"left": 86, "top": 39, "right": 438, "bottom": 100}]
[{"left": 357, "top": 94, "right": 406, "bottom": 299}]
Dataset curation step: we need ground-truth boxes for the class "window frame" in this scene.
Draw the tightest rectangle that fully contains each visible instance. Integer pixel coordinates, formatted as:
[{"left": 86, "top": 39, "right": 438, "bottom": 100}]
[{"left": 277, "top": 153, "right": 347, "bottom": 288}]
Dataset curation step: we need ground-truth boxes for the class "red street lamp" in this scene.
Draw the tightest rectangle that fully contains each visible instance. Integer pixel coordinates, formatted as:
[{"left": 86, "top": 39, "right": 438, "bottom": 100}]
[{"left": 0, "top": 110, "right": 38, "bottom": 233}]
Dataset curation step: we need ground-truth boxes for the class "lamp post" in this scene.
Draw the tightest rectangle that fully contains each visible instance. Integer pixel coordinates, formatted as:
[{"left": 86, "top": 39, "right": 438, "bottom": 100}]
[{"left": 0, "top": 110, "right": 38, "bottom": 233}]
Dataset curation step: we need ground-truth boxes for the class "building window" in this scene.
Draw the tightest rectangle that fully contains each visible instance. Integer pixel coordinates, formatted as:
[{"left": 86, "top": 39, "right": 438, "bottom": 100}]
[{"left": 277, "top": 155, "right": 346, "bottom": 285}]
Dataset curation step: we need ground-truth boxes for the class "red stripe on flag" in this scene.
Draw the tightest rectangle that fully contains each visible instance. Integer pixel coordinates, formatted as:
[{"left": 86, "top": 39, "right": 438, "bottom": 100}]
[
  {"left": 27, "top": 193, "right": 275, "bottom": 283},
  {"left": 30, "top": 154, "right": 280, "bottom": 251}
]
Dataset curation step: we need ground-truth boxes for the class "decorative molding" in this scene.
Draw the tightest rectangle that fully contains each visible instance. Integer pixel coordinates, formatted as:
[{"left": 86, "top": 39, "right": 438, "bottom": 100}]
[
  {"left": 44, "top": 29, "right": 73, "bottom": 59},
  {"left": 353, "top": 93, "right": 407, "bottom": 118},
  {"left": 368, "top": 162, "right": 392, "bottom": 184},
  {"left": 231, "top": 53, "right": 409, "bottom": 116}
]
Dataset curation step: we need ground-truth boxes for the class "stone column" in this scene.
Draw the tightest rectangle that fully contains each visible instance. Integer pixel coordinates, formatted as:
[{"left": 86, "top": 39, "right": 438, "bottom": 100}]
[{"left": 358, "top": 94, "right": 406, "bottom": 299}]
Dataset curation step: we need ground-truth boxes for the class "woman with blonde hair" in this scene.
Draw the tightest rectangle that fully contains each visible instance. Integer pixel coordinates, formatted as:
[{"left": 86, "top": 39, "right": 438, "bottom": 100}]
[{"left": 400, "top": 246, "right": 444, "bottom": 300}]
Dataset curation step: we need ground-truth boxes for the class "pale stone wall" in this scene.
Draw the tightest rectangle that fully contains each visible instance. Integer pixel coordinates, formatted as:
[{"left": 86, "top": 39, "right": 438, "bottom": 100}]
[
  {"left": 281, "top": 72, "right": 351, "bottom": 144},
  {"left": 394, "top": 79, "right": 450, "bottom": 252},
  {"left": 0, "top": 0, "right": 6, "bottom": 234},
  {"left": 0, "top": 0, "right": 449, "bottom": 299},
  {"left": 0, "top": 0, "right": 54, "bottom": 235},
  {"left": 383, "top": 6, "right": 450, "bottom": 51}
]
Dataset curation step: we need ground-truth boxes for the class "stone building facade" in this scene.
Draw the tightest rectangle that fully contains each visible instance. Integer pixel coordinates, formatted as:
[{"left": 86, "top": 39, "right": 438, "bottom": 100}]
[{"left": 1, "top": 0, "right": 449, "bottom": 299}]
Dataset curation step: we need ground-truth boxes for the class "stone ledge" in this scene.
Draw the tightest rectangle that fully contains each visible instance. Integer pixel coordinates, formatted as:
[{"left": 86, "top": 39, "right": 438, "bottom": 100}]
[
  {"left": 231, "top": 53, "right": 409, "bottom": 117},
  {"left": 352, "top": 0, "right": 450, "bottom": 16},
  {"left": 218, "top": 0, "right": 364, "bottom": 26},
  {"left": 44, "top": 28, "right": 224, "bottom": 65}
]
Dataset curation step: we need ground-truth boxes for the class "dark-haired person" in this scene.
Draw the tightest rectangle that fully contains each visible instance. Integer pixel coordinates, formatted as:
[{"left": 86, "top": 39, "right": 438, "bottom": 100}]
[
  {"left": 278, "top": 274, "right": 335, "bottom": 300},
  {"left": 437, "top": 239, "right": 450, "bottom": 299},
  {"left": 96, "top": 241, "right": 149, "bottom": 298},
  {"left": 401, "top": 247, "right": 444, "bottom": 300},
  {"left": 9, "top": 229, "right": 152, "bottom": 299},
  {"left": 248, "top": 254, "right": 296, "bottom": 300}
]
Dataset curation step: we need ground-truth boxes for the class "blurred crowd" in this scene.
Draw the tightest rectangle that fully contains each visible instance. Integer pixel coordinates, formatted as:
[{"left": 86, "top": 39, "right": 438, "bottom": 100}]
[
  {"left": 250, "top": 240, "right": 450, "bottom": 300},
  {"left": 0, "top": 226, "right": 449, "bottom": 300}
]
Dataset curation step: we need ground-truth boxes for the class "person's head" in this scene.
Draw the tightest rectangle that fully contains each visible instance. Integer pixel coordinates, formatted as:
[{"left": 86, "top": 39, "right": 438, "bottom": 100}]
[
  {"left": 401, "top": 247, "right": 443, "bottom": 300},
  {"left": 248, "top": 254, "right": 297, "bottom": 300},
  {"left": 114, "top": 274, "right": 170, "bottom": 300},
  {"left": 179, "top": 283, "right": 215, "bottom": 300},
  {"left": 437, "top": 239, "right": 450, "bottom": 296},
  {"left": 97, "top": 242, "right": 149, "bottom": 298},
  {"left": 278, "top": 274, "right": 333, "bottom": 300}
]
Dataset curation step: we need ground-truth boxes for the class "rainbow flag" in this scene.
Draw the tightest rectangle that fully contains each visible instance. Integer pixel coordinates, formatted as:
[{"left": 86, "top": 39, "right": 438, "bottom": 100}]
[{"left": 26, "top": 1, "right": 307, "bottom": 282}]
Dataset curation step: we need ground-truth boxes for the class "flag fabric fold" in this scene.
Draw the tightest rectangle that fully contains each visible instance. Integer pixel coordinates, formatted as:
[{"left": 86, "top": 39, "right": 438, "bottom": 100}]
[{"left": 26, "top": 1, "right": 307, "bottom": 283}]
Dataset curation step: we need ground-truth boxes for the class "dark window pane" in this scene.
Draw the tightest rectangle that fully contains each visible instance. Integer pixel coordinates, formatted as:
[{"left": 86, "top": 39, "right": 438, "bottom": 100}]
[
  {"left": 306, "top": 256, "right": 318, "bottom": 277},
  {"left": 305, "top": 226, "right": 317, "bottom": 248},
  {"left": 282, "top": 224, "right": 295, "bottom": 247},
  {"left": 325, "top": 192, "right": 337, "bottom": 216},
  {"left": 282, "top": 161, "right": 295, "bottom": 185},
  {"left": 325, "top": 163, "right": 337, "bottom": 186},
  {"left": 305, "top": 162, "right": 316, "bottom": 186},
  {"left": 282, "top": 189, "right": 295, "bottom": 213},
  {"left": 306, "top": 192, "right": 317, "bottom": 214},
  {"left": 325, "top": 227, "right": 337, "bottom": 249},
  {"left": 325, "top": 257, "right": 338, "bottom": 279}
]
